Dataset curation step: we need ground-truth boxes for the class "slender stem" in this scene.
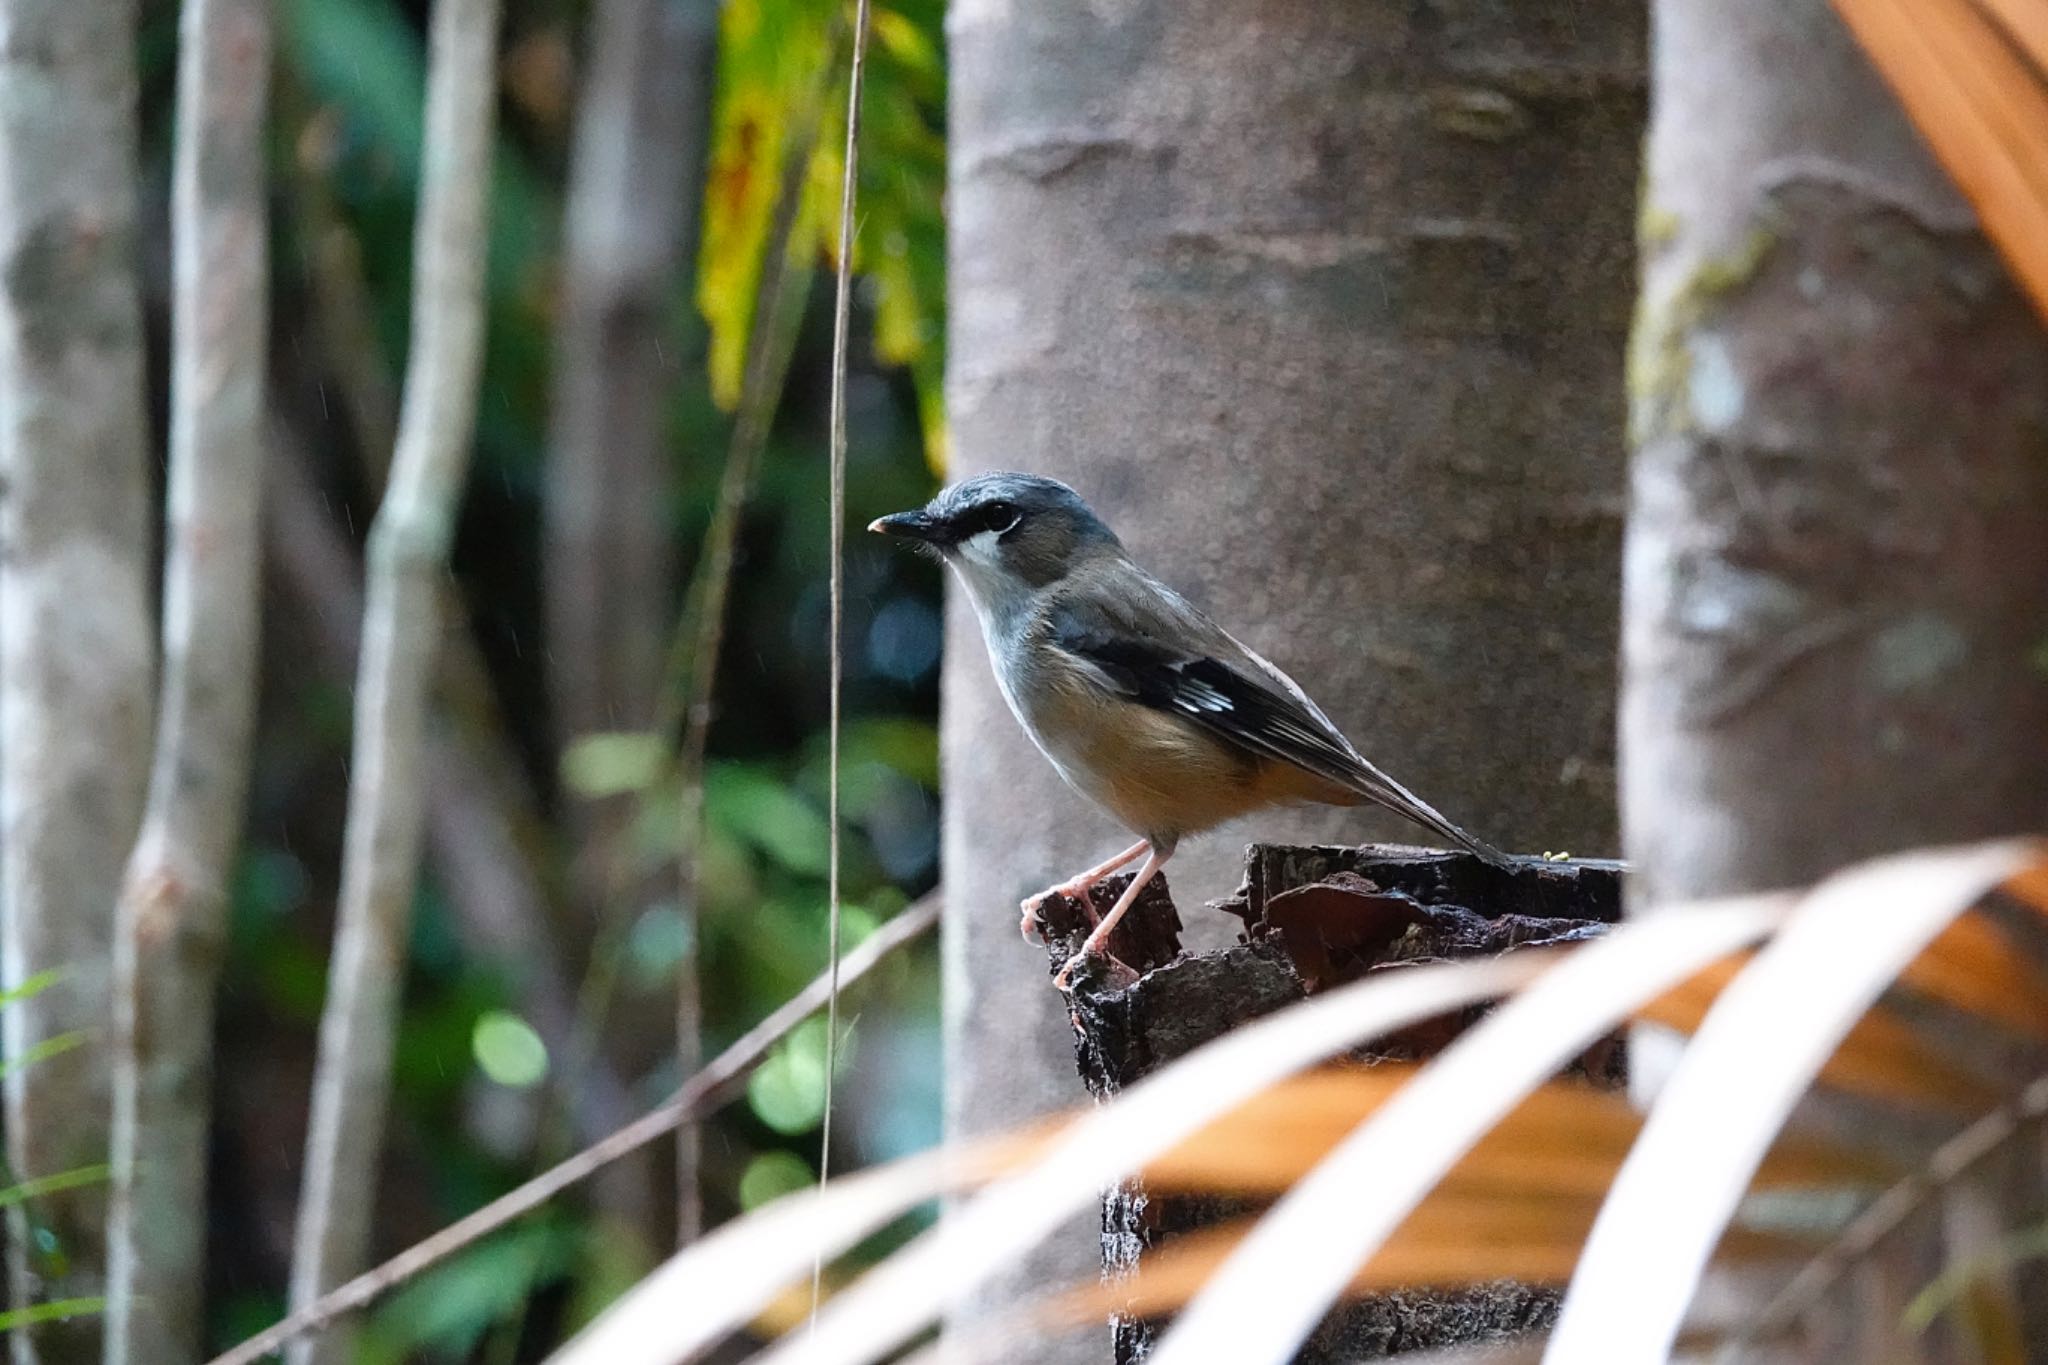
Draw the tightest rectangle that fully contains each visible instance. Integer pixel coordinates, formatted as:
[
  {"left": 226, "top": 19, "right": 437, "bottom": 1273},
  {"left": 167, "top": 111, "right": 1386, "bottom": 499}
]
[
  {"left": 285, "top": 1, "right": 502, "bottom": 1361},
  {"left": 812, "top": 0, "right": 874, "bottom": 1324}
]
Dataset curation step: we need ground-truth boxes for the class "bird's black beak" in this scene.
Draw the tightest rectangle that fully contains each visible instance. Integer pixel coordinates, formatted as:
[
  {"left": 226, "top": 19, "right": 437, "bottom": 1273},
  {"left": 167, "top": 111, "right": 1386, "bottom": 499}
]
[{"left": 867, "top": 508, "right": 943, "bottom": 543}]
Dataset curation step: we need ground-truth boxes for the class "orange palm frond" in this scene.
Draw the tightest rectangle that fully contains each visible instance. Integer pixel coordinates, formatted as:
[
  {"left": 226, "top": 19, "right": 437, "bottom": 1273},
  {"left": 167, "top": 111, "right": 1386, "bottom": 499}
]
[{"left": 1833, "top": 0, "right": 2048, "bottom": 321}]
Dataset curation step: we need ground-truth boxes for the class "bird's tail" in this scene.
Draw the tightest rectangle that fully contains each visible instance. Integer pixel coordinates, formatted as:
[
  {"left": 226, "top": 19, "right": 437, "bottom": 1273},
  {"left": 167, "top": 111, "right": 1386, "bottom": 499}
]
[{"left": 1337, "top": 760, "right": 1510, "bottom": 868}]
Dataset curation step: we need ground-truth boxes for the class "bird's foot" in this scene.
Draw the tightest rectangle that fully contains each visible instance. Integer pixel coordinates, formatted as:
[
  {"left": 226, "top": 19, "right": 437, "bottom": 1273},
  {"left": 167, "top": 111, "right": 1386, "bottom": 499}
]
[
  {"left": 1018, "top": 879, "right": 1101, "bottom": 942},
  {"left": 1053, "top": 945, "right": 1137, "bottom": 993}
]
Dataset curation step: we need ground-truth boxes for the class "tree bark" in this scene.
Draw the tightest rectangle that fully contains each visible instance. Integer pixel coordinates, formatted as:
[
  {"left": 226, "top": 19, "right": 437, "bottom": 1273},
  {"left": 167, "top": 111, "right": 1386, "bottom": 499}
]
[
  {"left": 944, "top": 4, "right": 1642, "bottom": 1356},
  {"left": 1623, "top": 2, "right": 2048, "bottom": 1354},
  {"left": 1623, "top": 0, "right": 2048, "bottom": 909},
  {"left": 105, "top": 0, "right": 270, "bottom": 1359},
  {"left": 1039, "top": 846, "right": 1621, "bottom": 1362},
  {"left": 287, "top": 1, "right": 502, "bottom": 1359},
  {"left": 0, "top": 4, "right": 154, "bottom": 1361}
]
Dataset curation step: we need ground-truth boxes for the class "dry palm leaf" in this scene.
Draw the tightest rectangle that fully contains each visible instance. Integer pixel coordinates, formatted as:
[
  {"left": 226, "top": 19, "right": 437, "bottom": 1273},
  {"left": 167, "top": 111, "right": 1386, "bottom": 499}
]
[
  {"left": 1548, "top": 840, "right": 2044, "bottom": 1361},
  {"left": 553, "top": 952, "right": 1548, "bottom": 1365},
  {"left": 546, "top": 842, "right": 2048, "bottom": 1365},
  {"left": 1832, "top": 0, "right": 2048, "bottom": 321},
  {"left": 1144, "top": 897, "right": 1789, "bottom": 1364}
]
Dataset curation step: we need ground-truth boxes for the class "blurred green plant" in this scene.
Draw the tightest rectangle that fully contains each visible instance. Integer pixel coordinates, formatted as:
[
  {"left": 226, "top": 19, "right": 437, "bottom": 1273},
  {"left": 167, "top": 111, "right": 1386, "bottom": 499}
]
[
  {"left": 0, "top": 970, "right": 108, "bottom": 1334},
  {"left": 156, "top": 0, "right": 953, "bottom": 1350}
]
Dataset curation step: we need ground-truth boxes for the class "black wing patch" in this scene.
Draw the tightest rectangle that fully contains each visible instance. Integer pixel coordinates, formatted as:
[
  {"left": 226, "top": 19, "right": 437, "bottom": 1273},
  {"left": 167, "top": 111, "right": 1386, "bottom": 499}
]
[{"left": 1046, "top": 610, "right": 1362, "bottom": 786}]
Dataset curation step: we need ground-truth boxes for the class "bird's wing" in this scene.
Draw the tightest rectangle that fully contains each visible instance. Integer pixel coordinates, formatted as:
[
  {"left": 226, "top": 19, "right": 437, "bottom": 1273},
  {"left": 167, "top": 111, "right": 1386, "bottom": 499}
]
[
  {"left": 1042, "top": 577, "right": 1376, "bottom": 790},
  {"left": 1042, "top": 570, "right": 1503, "bottom": 862}
]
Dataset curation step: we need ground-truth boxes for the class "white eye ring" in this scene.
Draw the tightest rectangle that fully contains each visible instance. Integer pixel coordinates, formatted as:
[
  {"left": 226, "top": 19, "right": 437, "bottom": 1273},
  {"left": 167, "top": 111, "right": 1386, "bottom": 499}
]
[{"left": 990, "top": 507, "right": 1021, "bottom": 535}]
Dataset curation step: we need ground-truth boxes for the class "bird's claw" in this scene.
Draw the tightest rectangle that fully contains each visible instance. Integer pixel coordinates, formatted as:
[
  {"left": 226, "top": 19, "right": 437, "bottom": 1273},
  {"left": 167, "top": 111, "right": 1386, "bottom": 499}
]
[
  {"left": 1053, "top": 947, "right": 1137, "bottom": 993},
  {"left": 1019, "top": 880, "right": 1100, "bottom": 943}
]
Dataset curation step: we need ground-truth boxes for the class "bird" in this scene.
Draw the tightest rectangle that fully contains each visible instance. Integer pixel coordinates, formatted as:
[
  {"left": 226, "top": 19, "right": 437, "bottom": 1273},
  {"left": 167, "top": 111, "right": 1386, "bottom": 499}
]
[{"left": 869, "top": 471, "right": 1505, "bottom": 989}]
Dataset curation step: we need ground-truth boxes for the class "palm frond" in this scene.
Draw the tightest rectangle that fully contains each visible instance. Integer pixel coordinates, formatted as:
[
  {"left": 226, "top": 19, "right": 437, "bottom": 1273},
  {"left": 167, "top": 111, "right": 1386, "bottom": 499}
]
[
  {"left": 538, "top": 841, "right": 2048, "bottom": 1365},
  {"left": 1548, "top": 841, "right": 2042, "bottom": 1360},
  {"left": 1141, "top": 898, "right": 1787, "bottom": 1365},
  {"left": 1832, "top": 0, "right": 2048, "bottom": 321}
]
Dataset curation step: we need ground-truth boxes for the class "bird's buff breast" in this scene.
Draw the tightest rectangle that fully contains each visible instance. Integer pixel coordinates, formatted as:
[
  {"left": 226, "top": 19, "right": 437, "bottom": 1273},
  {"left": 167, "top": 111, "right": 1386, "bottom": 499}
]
[{"left": 998, "top": 652, "right": 1264, "bottom": 846}]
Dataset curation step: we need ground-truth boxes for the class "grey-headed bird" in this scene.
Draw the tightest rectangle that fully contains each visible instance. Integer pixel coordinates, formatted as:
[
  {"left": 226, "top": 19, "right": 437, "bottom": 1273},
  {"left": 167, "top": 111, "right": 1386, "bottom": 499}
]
[{"left": 870, "top": 472, "right": 1503, "bottom": 989}]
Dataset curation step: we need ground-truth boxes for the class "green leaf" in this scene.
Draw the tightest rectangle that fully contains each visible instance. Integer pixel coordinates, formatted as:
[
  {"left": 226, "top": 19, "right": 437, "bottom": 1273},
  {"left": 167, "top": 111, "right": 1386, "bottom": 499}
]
[
  {"left": 0, "top": 970, "right": 65, "bottom": 1012},
  {"left": 745, "top": 1014, "right": 859, "bottom": 1136},
  {"left": 471, "top": 1011, "right": 549, "bottom": 1089},
  {"left": 0, "top": 1034, "right": 84, "bottom": 1083},
  {"left": 707, "top": 764, "right": 832, "bottom": 876},
  {"left": 1905, "top": 1219, "right": 2048, "bottom": 1334},
  {"left": 0, "top": 1165, "right": 111, "bottom": 1213},
  {"left": 362, "top": 1223, "right": 576, "bottom": 1365},
  {"left": 0, "top": 1298, "right": 103, "bottom": 1334},
  {"left": 738, "top": 1150, "right": 815, "bottom": 1210},
  {"left": 561, "top": 732, "right": 669, "bottom": 799}
]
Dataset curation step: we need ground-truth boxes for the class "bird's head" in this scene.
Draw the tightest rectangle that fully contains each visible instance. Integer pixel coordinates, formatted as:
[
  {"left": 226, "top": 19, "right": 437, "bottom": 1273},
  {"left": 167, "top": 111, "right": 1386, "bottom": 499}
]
[{"left": 869, "top": 472, "right": 1123, "bottom": 598}]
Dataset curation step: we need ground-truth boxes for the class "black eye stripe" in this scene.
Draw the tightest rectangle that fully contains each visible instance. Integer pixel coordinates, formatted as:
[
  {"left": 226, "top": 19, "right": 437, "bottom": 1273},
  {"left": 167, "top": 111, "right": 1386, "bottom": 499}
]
[{"left": 977, "top": 501, "right": 1020, "bottom": 535}]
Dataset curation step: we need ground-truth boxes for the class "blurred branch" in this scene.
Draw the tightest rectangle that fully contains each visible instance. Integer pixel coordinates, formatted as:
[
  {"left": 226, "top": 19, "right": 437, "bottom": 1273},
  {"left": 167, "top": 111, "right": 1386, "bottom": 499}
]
[
  {"left": 206, "top": 891, "right": 938, "bottom": 1365},
  {"left": 0, "top": 2, "right": 155, "bottom": 1359},
  {"left": 546, "top": 0, "right": 720, "bottom": 1244},
  {"left": 545, "top": 0, "right": 717, "bottom": 752},
  {"left": 264, "top": 429, "right": 642, "bottom": 1151},
  {"left": 106, "top": 0, "right": 270, "bottom": 1361},
  {"left": 286, "top": 0, "right": 504, "bottom": 1360}
]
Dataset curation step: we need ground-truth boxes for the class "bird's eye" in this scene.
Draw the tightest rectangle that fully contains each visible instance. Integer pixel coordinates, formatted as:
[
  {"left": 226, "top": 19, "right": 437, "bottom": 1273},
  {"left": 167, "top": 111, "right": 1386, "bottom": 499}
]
[{"left": 982, "top": 501, "right": 1020, "bottom": 535}]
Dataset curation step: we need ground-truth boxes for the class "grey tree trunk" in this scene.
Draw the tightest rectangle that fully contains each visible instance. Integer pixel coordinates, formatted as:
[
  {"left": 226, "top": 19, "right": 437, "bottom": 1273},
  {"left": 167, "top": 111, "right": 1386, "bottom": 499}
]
[
  {"left": 106, "top": 0, "right": 270, "bottom": 1358},
  {"left": 943, "top": 3, "right": 1642, "bottom": 1356},
  {"left": 0, "top": 4, "right": 154, "bottom": 1361},
  {"left": 1623, "top": 0, "right": 2048, "bottom": 902},
  {"left": 1623, "top": 4, "right": 2048, "bottom": 1356}
]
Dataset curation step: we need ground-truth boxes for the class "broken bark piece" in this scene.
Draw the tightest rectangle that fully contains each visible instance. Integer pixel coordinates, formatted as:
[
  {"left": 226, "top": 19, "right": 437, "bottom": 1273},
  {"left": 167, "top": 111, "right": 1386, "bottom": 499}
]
[{"left": 1052, "top": 844, "right": 1624, "bottom": 1362}]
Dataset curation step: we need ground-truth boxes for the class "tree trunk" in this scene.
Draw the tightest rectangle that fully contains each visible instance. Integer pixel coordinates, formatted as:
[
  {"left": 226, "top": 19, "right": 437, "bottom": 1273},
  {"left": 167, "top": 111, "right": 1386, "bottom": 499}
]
[
  {"left": 545, "top": 0, "right": 715, "bottom": 755},
  {"left": 288, "top": 0, "right": 501, "bottom": 1358},
  {"left": 1039, "top": 846, "right": 1620, "bottom": 1361},
  {"left": 1623, "top": 2, "right": 2048, "bottom": 1355},
  {"left": 0, "top": 4, "right": 154, "bottom": 1361},
  {"left": 1623, "top": 0, "right": 2048, "bottom": 909},
  {"left": 105, "top": 0, "right": 270, "bottom": 1358},
  {"left": 944, "top": 2, "right": 1643, "bottom": 1357}
]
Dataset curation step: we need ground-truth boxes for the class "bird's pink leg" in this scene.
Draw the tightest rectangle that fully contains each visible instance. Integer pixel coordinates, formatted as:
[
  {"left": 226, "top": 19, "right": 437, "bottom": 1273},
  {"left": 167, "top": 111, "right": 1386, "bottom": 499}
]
[
  {"left": 1018, "top": 839, "right": 1150, "bottom": 941},
  {"left": 1053, "top": 846, "right": 1170, "bottom": 990}
]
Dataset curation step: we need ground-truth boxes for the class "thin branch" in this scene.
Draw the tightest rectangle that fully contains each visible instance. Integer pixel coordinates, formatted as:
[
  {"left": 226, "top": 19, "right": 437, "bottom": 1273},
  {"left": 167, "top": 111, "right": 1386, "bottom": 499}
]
[
  {"left": 105, "top": 0, "right": 270, "bottom": 1360},
  {"left": 0, "top": 1, "right": 155, "bottom": 1356},
  {"left": 205, "top": 892, "right": 937, "bottom": 1365},
  {"left": 814, "top": 0, "right": 873, "bottom": 1322},
  {"left": 1731, "top": 1072, "right": 2048, "bottom": 1354},
  {"left": 285, "top": 1, "right": 502, "bottom": 1361},
  {"left": 546, "top": 0, "right": 716, "bottom": 750}
]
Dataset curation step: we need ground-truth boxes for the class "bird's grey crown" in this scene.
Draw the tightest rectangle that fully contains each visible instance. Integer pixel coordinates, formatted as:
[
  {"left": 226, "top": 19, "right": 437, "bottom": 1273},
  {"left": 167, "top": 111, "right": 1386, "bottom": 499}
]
[{"left": 929, "top": 471, "right": 1120, "bottom": 548}]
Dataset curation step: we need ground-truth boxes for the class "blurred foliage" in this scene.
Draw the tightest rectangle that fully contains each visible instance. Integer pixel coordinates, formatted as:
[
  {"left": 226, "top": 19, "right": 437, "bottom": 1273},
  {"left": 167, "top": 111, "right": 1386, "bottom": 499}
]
[
  {"left": 701, "top": 0, "right": 948, "bottom": 467},
  {"left": 124, "top": 0, "right": 953, "bottom": 1356},
  {"left": 0, "top": 971, "right": 109, "bottom": 1318}
]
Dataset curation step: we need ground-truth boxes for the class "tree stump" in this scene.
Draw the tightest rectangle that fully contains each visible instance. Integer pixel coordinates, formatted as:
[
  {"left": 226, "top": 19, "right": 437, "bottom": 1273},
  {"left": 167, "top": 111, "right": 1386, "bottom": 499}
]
[{"left": 1035, "top": 844, "right": 1625, "bottom": 1362}]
